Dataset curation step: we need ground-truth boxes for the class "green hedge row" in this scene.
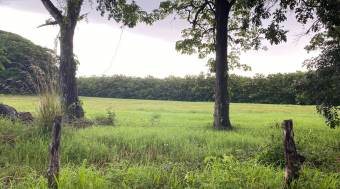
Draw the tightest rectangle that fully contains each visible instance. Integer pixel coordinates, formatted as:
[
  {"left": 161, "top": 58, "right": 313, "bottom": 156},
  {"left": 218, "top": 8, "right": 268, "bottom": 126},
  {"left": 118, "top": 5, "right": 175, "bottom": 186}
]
[{"left": 78, "top": 72, "right": 312, "bottom": 104}]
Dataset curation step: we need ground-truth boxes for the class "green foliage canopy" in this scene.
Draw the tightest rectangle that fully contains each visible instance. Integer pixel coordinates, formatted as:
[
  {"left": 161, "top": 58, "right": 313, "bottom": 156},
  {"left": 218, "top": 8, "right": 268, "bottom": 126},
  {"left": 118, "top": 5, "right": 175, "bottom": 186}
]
[
  {"left": 157, "top": 0, "right": 291, "bottom": 71},
  {"left": 96, "top": 0, "right": 159, "bottom": 27},
  {"left": 0, "top": 30, "right": 57, "bottom": 94},
  {"left": 286, "top": 0, "right": 340, "bottom": 128}
]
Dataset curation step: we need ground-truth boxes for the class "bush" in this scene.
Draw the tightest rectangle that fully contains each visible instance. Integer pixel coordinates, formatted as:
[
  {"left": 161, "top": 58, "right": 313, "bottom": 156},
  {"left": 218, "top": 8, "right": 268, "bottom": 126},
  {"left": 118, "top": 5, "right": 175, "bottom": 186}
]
[{"left": 94, "top": 109, "right": 116, "bottom": 126}]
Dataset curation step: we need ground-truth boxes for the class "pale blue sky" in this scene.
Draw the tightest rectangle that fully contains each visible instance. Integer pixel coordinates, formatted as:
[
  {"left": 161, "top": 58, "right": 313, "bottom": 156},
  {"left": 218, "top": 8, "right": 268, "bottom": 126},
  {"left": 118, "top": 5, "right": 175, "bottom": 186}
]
[{"left": 0, "top": 0, "right": 319, "bottom": 78}]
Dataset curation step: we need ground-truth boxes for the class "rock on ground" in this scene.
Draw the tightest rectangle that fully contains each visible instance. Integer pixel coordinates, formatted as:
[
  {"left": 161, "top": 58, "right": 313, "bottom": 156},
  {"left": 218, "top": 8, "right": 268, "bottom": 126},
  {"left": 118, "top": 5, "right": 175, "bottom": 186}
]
[
  {"left": 0, "top": 104, "right": 18, "bottom": 120},
  {"left": 18, "top": 112, "right": 34, "bottom": 123},
  {"left": 0, "top": 104, "right": 34, "bottom": 123}
]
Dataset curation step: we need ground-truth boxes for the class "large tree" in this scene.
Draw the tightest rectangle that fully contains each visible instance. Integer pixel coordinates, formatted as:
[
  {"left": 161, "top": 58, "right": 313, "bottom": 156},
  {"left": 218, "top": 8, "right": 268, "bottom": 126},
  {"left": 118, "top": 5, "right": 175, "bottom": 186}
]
[
  {"left": 40, "top": 0, "right": 154, "bottom": 121},
  {"left": 159, "top": 0, "right": 290, "bottom": 129},
  {"left": 286, "top": 0, "right": 340, "bottom": 128},
  {"left": 41, "top": 0, "right": 85, "bottom": 121}
]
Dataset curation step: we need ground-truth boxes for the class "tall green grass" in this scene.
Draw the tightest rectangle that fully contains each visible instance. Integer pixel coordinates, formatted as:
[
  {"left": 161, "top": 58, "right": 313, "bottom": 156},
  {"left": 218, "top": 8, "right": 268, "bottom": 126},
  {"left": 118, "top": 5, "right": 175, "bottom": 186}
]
[
  {"left": 37, "top": 91, "right": 62, "bottom": 132},
  {"left": 0, "top": 96, "right": 339, "bottom": 188}
]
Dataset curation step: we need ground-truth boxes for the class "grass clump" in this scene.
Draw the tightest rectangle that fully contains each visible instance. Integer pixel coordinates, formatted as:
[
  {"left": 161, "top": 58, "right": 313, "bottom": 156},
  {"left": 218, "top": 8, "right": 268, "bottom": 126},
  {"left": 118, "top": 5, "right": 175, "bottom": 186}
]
[
  {"left": 150, "top": 113, "right": 161, "bottom": 126},
  {"left": 37, "top": 91, "right": 62, "bottom": 132},
  {"left": 256, "top": 127, "right": 285, "bottom": 168}
]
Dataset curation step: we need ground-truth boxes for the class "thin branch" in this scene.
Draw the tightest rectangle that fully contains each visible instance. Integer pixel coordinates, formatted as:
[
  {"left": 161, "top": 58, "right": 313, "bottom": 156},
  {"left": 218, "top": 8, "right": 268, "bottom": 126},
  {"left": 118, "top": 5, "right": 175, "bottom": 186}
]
[
  {"left": 37, "top": 19, "right": 58, "bottom": 28},
  {"left": 192, "top": 2, "right": 209, "bottom": 29},
  {"left": 78, "top": 13, "right": 88, "bottom": 21},
  {"left": 205, "top": 0, "right": 215, "bottom": 14}
]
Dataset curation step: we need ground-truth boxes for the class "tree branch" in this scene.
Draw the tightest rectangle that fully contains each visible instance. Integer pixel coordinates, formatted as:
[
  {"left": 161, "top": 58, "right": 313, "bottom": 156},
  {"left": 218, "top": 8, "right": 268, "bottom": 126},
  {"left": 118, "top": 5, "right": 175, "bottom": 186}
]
[
  {"left": 40, "top": 0, "right": 63, "bottom": 24},
  {"left": 301, "top": 0, "right": 320, "bottom": 8},
  {"left": 37, "top": 13, "right": 88, "bottom": 28},
  {"left": 37, "top": 19, "right": 58, "bottom": 28},
  {"left": 228, "top": 0, "right": 236, "bottom": 6}
]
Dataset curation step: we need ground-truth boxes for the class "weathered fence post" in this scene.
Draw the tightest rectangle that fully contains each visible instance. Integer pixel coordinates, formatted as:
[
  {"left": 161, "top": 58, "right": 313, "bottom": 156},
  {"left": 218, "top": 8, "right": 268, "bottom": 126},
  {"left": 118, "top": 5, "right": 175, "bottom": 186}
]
[
  {"left": 282, "top": 120, "right": 305, "bottom": 187},
  {"left": 47, "top": 116, "right": 62, "bottom": 189}
]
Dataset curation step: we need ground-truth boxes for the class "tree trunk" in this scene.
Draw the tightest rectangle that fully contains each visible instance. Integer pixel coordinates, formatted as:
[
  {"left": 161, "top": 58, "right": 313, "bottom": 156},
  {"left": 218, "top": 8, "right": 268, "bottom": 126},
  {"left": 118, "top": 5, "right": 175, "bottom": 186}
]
[
  {"left": 282, "top": 120, "right": 305, "bottom": 187},
  {"left": 47, "top": 116, "right": 62, "bottom": 189},
  {"left": 214, "top": 0, "right": 232, "bottom": 130},
  {"left": 59, "top": 25, "right": 84, "bottom": 121}
]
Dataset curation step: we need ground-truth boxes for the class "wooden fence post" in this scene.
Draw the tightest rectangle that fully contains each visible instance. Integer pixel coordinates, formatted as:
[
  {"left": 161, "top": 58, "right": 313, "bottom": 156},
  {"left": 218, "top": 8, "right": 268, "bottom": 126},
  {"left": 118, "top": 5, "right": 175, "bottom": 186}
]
[
  {"left": 47, "top": 116, "right": 62, "bottom": 189},
  {"left": 282, "top": 120, "right": 305, "bottom": 187}
]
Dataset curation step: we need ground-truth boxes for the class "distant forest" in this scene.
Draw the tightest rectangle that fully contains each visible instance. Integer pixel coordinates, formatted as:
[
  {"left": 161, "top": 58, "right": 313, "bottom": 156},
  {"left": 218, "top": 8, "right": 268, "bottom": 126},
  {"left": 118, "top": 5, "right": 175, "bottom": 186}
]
[{"left": 77, "top": 73, "right": 313, "bottom": 105}]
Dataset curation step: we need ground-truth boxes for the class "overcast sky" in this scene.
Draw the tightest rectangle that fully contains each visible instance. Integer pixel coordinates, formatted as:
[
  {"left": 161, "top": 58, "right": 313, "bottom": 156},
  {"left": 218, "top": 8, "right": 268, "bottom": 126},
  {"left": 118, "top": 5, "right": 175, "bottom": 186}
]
[{"left": 0, "top": 0, "right": 319, "bottom": 78}]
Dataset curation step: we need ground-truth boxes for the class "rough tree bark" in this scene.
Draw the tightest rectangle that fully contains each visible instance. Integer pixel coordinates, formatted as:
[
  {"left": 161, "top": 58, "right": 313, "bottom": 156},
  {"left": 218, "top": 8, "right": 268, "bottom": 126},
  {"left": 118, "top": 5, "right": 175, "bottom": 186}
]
[
  {"left": 214, "top": 0, "right": 232, "bottom": 130},
  {"left": 59, "top": 24, "right": 84, "bottom": 120},
  {"left": 282, "top": 120, "right": 305, "bottom": 187},
  {"left": 47, "top": 116, "right": 62, "bottom": 189},
  {"left": 41, "top": 0, "right": 84, "bottom": 121}
]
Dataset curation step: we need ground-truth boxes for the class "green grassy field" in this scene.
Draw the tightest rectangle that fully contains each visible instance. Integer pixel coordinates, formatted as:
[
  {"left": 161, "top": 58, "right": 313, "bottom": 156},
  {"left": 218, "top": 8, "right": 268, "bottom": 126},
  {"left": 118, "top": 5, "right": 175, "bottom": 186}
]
[{"left": 0, "top": 95, "right": 339, "bottom": 189}]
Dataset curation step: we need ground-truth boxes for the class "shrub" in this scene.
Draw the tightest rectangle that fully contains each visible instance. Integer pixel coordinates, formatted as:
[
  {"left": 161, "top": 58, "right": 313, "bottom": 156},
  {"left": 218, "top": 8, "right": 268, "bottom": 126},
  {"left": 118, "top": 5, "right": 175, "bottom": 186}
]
[{"left": 94, "top": 109, "right": 116, "bottom": 126}]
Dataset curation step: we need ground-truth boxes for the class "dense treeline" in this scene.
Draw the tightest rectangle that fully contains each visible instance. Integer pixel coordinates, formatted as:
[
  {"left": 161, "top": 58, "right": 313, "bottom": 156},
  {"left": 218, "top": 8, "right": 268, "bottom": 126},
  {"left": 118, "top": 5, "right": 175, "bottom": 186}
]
[
  {"left": 78, "top": 74, "right": 214, "bottom": 102},
  {"left": 78, "top": 72, "right": 312, "bottom": 105},
  {"left": 230, "top": 72, "right": 308, "bottom": 104}
]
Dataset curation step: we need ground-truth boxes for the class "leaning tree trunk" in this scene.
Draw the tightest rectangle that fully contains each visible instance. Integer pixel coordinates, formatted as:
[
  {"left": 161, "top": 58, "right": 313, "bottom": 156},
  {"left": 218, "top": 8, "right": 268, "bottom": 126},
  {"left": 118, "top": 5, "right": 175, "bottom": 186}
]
[
  {"left": 59, "top": 25, "right": 84, "bottom": 121},
  {"left": 214, "top": 0, "right": 232, "bottom": 130}
]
